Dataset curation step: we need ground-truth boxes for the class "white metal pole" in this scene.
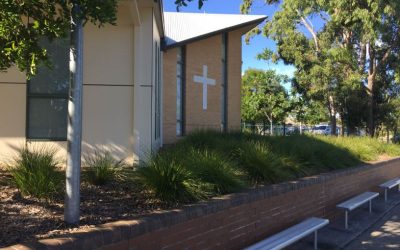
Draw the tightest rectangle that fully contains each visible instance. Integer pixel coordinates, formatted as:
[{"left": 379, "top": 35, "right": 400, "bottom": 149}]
[
  {"left": 64, "top": 2, "right": 84, "bottom": 225},
  {"left": 369, "top": 200, "right": 372, "bottom": 213},
  {"left": 314, "top": 230, "right": 318, "bottom": 250}
]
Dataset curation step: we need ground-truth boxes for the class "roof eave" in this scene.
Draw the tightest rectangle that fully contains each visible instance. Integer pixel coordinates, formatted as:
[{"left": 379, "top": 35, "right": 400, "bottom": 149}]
[
  {"left": 163, "top": 15, "right": 267, "bottom": 50},
  {"left": 154, "top": 0, "right": 165, "bottom": 37}
]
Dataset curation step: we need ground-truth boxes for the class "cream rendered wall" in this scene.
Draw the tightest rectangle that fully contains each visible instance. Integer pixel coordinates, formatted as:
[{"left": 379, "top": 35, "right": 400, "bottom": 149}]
[
  {"left": 0, "top": 67, "right": 27, "bottom": 161},
  {"left": 0, "top": 3, "right": 136, "bottom": 163},
  {"left": 133, "top": 7, "right": 162, "bottom": 161},
  {"left": 0, "top": 1, "right": 165, "bottom": 164},
  {"left": 82, "top": 14, "right": 135, "bottom": 162},
  {"left": 0, "top": 67, "right": 67, "bottom": 162}
]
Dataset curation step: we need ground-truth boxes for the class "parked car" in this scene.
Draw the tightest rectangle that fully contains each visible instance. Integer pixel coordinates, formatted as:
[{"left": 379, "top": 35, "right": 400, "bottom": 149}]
[
  {"left": 312, "top": 125, "right": 340, "bottom": 135},
  {"left": 312, "top": 125, "right": 329, "bottom": 135},
  {"left": 393, "top": 134, "right": 400, "bottom": 144}
]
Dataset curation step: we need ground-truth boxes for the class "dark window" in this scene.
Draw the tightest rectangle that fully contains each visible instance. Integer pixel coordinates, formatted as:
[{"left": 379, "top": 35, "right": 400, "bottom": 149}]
[{"left": 27, "top": 37, "right": 69, "bottom": 140}]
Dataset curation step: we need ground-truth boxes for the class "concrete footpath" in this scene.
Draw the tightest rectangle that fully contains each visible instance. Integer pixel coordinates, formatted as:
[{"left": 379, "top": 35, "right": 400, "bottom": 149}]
[
  {"left": 288, "top": 189, "right": 400, "bottom": 250},
  {"left": 344, "top": 201, "right": 400, "bottom": 250}
]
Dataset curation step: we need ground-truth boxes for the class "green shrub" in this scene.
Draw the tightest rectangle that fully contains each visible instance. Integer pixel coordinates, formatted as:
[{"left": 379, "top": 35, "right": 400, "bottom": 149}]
[
  {"left": 83, "top": 151, "right": 126, "bottom": 186},
  {"left": 232, "top": 141, "right": 289, "bottom": 184},
  {"left": 9, "top": 146, "right": 63, "bottom": 200},
  {"left": 136, "top": 154, "right": 209, "bottom": 203},
  {"left": 185, "top": 150, "right": 243, "bottom": 194},
  {"left": 137, "top": 131, "right": 400, "bottom": 204}
]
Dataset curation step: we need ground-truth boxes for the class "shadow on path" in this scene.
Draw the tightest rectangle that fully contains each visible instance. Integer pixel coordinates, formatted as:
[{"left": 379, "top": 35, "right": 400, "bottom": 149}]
[{"left": 287, "top": 189, "right": 400, "bottom": 250}]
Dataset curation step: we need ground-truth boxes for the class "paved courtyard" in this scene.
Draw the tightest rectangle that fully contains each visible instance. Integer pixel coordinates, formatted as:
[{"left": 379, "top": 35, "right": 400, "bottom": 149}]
[
  {"left": 344, "top": 203, "right": 400, "bottom": 250},
  {"left": 287, "top": 189, "right": 400, "bottom": 250}
]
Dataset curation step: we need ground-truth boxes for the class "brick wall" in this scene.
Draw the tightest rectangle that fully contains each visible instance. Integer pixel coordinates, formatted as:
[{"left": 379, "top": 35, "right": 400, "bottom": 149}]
[
  {"left": 227, "top": 29, "right": 244, "bottom": 132},
  {"left": 185, "top": 35, "right": 222, "bottom": 134},
  {"left": 162, "top": 29, "right": 245, "bottom": 145},
  {"left": 162, "top": 47, "right": 179, "bottom": 145},
  {"left": 7, "top": 158, "right": 400, "bottom": 250}
]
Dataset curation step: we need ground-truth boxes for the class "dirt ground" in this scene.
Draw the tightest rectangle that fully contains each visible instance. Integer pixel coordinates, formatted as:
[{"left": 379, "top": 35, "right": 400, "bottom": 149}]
[{"left": 0, "top": 167, "right": 174, "bottom": 248}]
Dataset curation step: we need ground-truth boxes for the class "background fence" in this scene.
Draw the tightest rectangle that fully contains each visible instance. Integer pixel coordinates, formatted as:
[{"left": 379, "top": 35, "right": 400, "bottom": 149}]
[{"left": 241, "top": 122, "right": 309, "bottom": 136}]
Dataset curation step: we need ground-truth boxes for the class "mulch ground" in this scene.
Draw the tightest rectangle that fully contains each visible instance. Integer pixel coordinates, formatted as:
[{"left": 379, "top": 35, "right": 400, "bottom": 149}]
[{"left": 0, "top": 168, "right": 176, "bottom": 248}]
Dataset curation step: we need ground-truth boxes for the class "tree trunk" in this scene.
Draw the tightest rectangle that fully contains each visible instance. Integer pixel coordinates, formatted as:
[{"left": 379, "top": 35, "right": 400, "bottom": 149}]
[
  {"left": 366, "top": 43, "right": 377, "bottom": 137},
  {"left": 263, "top": 120, "right": 266, "bottom": 136},
  {"left": 328, "top": 95, "right": 337, "bottom": 136},
  {"left": 387, "top": 128, "right": 390, "bottom": 144},
  {"left": 359, "top": 42, "right": 366, "bottom": 74},
  {"left": 300, "top": 121, "right": 303, "bottom": 135},
  {"left": 64, "top": 3, "right": 84, "bottom": 225},
  {"left": 283, "top": 123, "right": 286, "bottom": 136},
  {"left": 340, "top": 113, "right": 345, "bottom": 137},
  {"left": 367, "top": 73, "right": 375, "bottom": 137},
  {"left": 270, "top": 119, "right": 273, "bottom": 136}
]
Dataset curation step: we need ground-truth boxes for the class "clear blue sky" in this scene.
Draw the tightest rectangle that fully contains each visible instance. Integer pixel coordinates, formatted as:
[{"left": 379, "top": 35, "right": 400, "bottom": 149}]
[{"left": 163, "top": 0, "right": 296, "bottom": 78}]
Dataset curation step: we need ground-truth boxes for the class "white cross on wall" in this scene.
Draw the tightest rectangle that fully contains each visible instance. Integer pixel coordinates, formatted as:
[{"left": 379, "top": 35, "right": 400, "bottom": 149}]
[{"left": 193, "top": 65, "right": 216, "bottom": 110}]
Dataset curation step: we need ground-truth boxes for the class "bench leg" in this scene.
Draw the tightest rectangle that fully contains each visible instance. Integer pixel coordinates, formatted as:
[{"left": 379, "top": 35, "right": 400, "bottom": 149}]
[
  {"left": 385, "top": 189, "right": 388, "bottom": 202},
  {"left": 345, "top": 211, "right": 348, "bottom": 229},
  {"left": 314, "top": 230, "right": 318, "bottom": 250},
  {"left": 369, "top": 200, "right": 372, "bottom": 213}
]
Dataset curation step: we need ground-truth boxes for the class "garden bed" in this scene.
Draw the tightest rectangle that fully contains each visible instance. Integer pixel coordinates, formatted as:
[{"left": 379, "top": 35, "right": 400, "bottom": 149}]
[
  {"left": 0, "top": 167, "right": 175, "bottom": 248},
  {"left": 1, "top": 132, "right": 400, "bottom": 248}
]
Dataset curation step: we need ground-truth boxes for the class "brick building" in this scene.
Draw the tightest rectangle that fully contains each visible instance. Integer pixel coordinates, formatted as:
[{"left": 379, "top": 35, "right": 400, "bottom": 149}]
[{"left": 162, "top": 13, "right": 266, "bottom": 144}]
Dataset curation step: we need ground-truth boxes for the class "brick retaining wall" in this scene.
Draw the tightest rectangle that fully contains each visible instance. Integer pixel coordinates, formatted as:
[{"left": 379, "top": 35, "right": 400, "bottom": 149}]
[{"left": 6, "top": 158, "right": 400, "bottom": 250}]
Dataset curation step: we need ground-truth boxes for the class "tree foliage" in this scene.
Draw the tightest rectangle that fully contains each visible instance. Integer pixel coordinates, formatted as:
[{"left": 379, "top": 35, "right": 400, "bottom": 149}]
[
  {"left": 242, "top": 0, "right": 400, "bottom": 137},
  {"left": 175, "top": 0, "right": 206, "bottom": 11},
  {"left": 0, "top": 0, "right": 117, "bottom": 76},
  {"left": 241, "top": 69, "right": 291, "bottom": 133},
  {"left": 290, "top": 95, "right": 328, "bottom": 126}
]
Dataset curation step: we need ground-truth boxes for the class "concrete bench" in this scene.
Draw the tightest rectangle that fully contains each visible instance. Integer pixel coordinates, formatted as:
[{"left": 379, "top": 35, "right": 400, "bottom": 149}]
[
  {"left": 379, "top": 178, "right": 400, "bottom": 202},
  {"left": 336, "top": 192, "right": 379, "bottom": 229},
  {"left": 244, "top": 217, "right": 329, "bottom": 250}
]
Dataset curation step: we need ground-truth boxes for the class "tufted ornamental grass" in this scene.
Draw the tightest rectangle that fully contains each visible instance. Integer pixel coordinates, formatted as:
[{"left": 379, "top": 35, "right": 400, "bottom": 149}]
[
  {"left": 136, "top": 154, "right": 211, "bottom": 203},
  {"left": 183, "top": 149, "right": 244, "bottom": 194},
  {"left": 136, "top": 131, "right": 400, "bottom": 203},
  {"left": 82, "top": 151, "right": 126, "bottom": 186},
  {"left": 9, "top": 146, "right": 63, "bottom": 201}
]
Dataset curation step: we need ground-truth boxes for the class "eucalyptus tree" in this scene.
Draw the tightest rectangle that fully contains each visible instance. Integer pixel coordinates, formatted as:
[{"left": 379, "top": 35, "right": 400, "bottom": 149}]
[
  {"left": 175, "top": 0, "right": 206, "bottom": 10},
  {"left": 326, "top": 0, "right": 400, "bottom": 136},
  {"left": 241, "top": 0, "right": 400, "bottom": 137},
  {"left": 242, "top": 0, "right": 344, "bottom": 135},
  {"left": 0, "top": 0, "right": 118, "bottom": 224}
]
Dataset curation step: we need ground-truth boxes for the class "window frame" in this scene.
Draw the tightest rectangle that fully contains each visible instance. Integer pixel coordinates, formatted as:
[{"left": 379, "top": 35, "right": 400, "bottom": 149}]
[
  {"left": 26, "top": 85, "right": 69, "bottom": 141},
  {"left": 221, "top": 33, "right": 229, "bottom": 132},
  {"left": 154, "top": 41, "right": 162, "bottom": 140},
  {"left": 26, "top": 38, "right": 70, "bottom": 141}
]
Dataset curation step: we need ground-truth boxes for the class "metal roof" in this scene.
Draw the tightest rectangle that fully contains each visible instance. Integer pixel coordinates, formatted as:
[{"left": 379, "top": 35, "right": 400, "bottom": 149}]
[{"left": 163, "top": 12, "right": 267, "bottom": 49}]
